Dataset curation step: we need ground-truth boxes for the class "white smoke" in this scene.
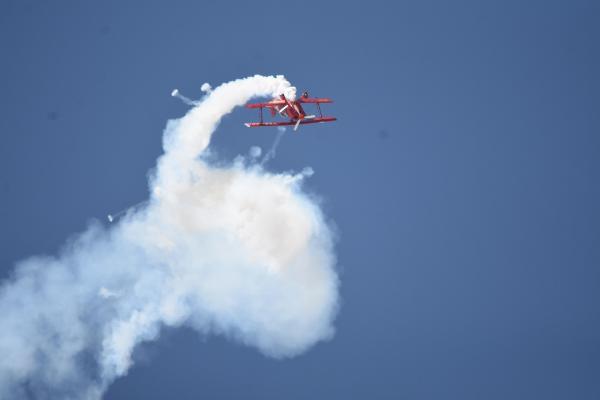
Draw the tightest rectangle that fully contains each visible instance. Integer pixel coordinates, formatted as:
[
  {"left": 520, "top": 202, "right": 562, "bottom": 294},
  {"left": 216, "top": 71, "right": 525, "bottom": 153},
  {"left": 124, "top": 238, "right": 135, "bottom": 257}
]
[
  {"left": 249, "top": 145, "right": 262, "bottom": 158},
  {"left": 260, "top": 127, "right": 286, "bottom": 166},
  {"left": 0, "top": 75, "right": 339, "bottom": 399},
  {"left": 200, "top": 82, "right": 212, "bottom": 93},
  {"left": 170, "top": 88, "right": 198, "bottom": 106}
]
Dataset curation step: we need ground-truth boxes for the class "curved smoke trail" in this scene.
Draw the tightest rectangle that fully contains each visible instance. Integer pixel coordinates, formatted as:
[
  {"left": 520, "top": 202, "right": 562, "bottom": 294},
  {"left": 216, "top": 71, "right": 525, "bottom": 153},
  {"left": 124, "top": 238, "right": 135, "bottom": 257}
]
[{"left": 0, "top": 75, "right": 339, "bottom": 399}]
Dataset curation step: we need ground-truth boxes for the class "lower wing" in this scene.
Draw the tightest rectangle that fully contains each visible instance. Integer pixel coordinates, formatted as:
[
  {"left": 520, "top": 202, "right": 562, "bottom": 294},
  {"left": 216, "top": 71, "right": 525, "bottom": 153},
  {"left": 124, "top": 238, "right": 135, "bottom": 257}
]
[{"left": 244, "top": 117, "right": 336, "bottom": 128}]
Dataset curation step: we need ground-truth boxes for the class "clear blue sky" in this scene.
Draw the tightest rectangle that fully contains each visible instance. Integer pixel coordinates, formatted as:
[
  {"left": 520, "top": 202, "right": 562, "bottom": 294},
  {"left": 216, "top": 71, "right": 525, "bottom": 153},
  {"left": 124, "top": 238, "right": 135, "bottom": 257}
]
[{"left": 1, "top": 1, "right": 599, "bottom": 399}]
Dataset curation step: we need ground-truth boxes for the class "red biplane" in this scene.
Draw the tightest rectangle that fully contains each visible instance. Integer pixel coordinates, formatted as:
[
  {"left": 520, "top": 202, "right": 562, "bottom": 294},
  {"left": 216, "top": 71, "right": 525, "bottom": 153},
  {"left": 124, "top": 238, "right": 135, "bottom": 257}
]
[{"left": 245, "top": 91, "right": 336, "bottom": 131}]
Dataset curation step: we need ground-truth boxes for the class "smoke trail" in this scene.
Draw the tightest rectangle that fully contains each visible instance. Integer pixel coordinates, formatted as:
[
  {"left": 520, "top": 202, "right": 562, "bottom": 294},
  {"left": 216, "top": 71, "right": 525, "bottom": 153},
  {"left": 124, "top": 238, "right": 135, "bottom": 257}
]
[
  {"left": 0, "top": 75, "right": 339, "bottom": 399},
  {"left": 170, "top": 89, "right": 198, "bottom": 106},
  {"left": 260, "top": 127, "right": 286, "bottom": 166}
]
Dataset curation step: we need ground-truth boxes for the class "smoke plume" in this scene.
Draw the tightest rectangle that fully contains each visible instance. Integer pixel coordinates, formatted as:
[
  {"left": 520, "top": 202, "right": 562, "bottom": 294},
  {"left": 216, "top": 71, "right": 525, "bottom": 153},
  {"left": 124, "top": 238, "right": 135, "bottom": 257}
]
[{"left": 0, "top": 75, "right": 339, "bottom": 399}]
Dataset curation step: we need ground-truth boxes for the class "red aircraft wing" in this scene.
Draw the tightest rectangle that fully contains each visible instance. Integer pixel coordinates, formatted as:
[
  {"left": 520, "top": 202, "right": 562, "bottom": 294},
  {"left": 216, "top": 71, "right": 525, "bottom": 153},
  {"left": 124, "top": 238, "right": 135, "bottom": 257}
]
[
  {"left": 246, "top": 100, "right": 286, "bottom": 109},
  {"left": 297, "top": 97, "right": 333, "bottom": 104},
  {"left": 244, "top": 117, "right": 336, "bottom": 128}
]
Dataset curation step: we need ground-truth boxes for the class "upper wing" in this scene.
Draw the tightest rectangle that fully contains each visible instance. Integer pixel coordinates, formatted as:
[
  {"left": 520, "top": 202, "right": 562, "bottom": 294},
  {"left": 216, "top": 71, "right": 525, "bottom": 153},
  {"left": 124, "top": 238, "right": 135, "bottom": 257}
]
[
  {"left": 246, "top": 100, "right": 287, "bottom": 108},
  {"left": 297, "top": 97, "right": 333, "bottom": 104}
]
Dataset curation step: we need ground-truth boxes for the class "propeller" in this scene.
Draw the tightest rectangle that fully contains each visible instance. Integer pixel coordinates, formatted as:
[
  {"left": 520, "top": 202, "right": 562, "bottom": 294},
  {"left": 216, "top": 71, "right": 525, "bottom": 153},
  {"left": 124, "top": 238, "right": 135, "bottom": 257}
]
[{"left": 293, "top": 115, "right": 316, "bottom": 131}]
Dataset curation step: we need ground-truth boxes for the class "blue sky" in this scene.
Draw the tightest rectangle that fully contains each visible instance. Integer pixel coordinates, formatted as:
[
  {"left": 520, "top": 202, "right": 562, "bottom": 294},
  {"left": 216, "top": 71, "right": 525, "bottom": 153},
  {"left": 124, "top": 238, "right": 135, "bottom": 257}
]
[{"left": 1, "top": 1, "right": 599, "bottom": 399}]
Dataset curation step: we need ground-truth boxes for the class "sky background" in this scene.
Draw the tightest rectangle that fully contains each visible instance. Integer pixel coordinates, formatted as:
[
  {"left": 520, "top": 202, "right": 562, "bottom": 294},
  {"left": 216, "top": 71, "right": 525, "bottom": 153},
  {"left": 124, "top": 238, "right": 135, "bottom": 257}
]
[{"left": 1, "top": 1, "right": 599, "bottom": 399}]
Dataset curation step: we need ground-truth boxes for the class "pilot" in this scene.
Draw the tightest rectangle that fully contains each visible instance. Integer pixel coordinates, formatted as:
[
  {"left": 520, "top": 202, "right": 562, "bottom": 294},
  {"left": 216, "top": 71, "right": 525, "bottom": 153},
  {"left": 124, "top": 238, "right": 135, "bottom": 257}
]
[{"left": 302, "top": 91, "right": 309, "bottom": 98}]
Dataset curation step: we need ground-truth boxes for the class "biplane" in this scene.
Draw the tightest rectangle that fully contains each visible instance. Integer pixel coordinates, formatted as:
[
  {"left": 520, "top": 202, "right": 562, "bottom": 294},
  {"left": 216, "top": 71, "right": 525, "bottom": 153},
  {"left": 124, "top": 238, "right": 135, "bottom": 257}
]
[{"left": 245, "top": 91, "right": 336, "bottom": 131}]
